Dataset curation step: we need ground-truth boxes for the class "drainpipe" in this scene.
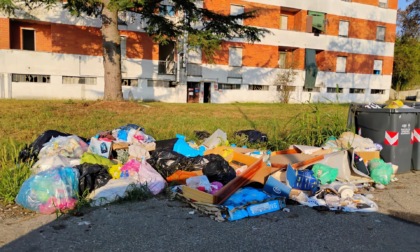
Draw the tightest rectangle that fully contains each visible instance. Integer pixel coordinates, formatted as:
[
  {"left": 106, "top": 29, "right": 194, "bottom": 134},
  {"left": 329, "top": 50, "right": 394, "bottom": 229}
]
[{"left": 176, "top": 52, "right": 181, "bottom": 83}]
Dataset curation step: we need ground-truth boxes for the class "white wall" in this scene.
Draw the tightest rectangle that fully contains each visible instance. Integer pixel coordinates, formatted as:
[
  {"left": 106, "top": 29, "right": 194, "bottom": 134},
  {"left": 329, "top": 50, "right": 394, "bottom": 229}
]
[
  {"left": 0, "top": 49, "right": 390, "bottom": 103},
  {"left": 247, "top": 0, "right": 397, "bottom": 23}
]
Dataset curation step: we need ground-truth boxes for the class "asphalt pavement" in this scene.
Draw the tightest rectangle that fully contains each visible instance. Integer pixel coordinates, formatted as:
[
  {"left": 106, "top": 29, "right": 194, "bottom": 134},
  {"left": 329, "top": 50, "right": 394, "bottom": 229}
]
[{"left": 1, "top": 171, "right": 420, "bottom": 252}]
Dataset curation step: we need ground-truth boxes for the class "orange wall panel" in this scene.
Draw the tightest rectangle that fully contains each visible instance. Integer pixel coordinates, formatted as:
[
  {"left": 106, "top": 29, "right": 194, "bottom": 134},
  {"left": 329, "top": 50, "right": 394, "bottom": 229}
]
[
  {"left": 327, "top": 14, "right": 396, "bottom": 42},
  {"left": 205, "top": 0, "right": 280, "bottom": 29},
  {"left": 120, "top": 31, "right": 158, "bottom": 60},
  {"left": 316, "top": 51, "right": 393, "bottom": 75},
  {"left": 10, "top": 21, "right": 52, "bottom": 52},
  {"left": 51, "top": 24, "right": 102, "bottom": 56},
  {"left": 0, "top": 18, "right": 10, "bottom": 49},
  {"left": 243, "top": 44, "right": 278, "bottom": 68}
]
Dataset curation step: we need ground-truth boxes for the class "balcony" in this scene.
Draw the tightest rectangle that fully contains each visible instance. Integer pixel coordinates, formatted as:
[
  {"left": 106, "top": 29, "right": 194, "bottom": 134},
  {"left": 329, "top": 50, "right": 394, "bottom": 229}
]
[
  {"left": 187, "top": 63, "right": 202, "bottom": 76},
  {"left": 158, "top": 60, "right": 175, "bottom": 75}
]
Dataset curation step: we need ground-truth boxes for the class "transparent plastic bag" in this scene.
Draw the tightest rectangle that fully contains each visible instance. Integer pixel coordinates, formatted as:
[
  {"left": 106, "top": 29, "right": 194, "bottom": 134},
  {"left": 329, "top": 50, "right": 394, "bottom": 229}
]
[{"left": 15, "top": 167, "right": 79, "bottom": 214}]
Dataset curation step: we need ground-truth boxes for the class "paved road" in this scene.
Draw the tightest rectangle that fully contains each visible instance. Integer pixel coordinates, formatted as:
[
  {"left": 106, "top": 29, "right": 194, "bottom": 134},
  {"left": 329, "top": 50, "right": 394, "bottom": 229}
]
[
  {"left": 1, "top": 172, "right": 420, "bottom": 252},
  {"left": 1, "top": 198, "right": 420, "bottom": 251}
]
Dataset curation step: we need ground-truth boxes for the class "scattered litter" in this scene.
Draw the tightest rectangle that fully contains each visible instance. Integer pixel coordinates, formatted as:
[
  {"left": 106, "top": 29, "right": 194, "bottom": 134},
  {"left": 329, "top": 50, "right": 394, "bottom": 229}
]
[
  {"left": 78, "top": 221, "right": 91, "bottom": 226},
  {"left": 14, "top": 121, "right": 409, "bottom": 222}
]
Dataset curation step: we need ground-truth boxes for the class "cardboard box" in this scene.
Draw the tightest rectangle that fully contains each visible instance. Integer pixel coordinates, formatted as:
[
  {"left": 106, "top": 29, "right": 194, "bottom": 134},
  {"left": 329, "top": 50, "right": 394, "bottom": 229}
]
[
  {"left": 355, "top": 150, "right": 380, "bottom": 165},
  {"left": 270, "top": 148, "right": 324, "bottom": 170},
  {"left": 181, "top": 149, "right": 263, "bottom": 204}
]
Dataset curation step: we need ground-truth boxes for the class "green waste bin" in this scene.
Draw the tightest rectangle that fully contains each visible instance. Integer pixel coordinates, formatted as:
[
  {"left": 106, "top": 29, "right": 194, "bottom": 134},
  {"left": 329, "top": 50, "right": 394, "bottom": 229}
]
[
  {"left": 403, "top": 102, "right": 420, "bottom": 171},
  {"left": 348, "top": 104, "right": 420, "bottom": 173}
]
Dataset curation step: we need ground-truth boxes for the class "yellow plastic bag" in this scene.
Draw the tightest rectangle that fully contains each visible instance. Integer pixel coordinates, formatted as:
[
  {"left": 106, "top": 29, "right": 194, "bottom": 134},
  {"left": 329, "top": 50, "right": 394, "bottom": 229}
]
[{"left": 385, "top": 100, "right": 404, "bottom": 109}]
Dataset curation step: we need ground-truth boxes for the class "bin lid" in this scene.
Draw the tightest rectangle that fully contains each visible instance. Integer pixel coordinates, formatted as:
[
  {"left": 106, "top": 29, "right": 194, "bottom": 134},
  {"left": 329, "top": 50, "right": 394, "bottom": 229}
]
[{"left": 353, "top": 107, "right": 420, "bottom": 113}]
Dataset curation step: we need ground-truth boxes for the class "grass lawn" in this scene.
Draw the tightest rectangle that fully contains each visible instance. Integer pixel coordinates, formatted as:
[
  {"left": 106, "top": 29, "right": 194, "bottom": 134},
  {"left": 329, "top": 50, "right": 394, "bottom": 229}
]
[{"left": 0, "top": 99, "right": 350, "bottom": 203}]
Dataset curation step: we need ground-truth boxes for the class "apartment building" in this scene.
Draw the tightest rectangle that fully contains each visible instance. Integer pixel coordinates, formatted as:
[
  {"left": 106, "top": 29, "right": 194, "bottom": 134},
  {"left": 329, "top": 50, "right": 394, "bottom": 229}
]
[{"left": 0, "top": 0, "right": 397, "bottom": 103}]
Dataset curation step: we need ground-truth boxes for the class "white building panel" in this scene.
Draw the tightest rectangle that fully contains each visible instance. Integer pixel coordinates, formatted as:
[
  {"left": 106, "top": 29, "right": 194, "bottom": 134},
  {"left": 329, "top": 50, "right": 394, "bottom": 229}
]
[
  {"left": 261, "top": 29, "right": 395, "bottom": 57},
  {"left": 246, "top": 0, "right": 397, "bottom": 24}
]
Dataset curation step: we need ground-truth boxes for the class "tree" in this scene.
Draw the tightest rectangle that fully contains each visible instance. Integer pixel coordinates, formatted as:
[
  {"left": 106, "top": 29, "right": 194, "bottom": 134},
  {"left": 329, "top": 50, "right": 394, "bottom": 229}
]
[
  {"left": 273, "top": 67, "right": 298, "bottom": 104},
  {"left": 393, "top": 0, "right": 420, "bottom": 90},
  {"left": 398, "top": 0, "right": 420, "bottom": 39},
  {"left": 2, "top": 0, "right": 268, "bottom": 101}
]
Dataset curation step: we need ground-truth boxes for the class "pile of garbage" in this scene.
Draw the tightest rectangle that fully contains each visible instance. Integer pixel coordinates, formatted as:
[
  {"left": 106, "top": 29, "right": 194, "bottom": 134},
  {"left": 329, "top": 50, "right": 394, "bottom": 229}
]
[{"left": 14, "top": 124, "right": 398, "bottom": 221}]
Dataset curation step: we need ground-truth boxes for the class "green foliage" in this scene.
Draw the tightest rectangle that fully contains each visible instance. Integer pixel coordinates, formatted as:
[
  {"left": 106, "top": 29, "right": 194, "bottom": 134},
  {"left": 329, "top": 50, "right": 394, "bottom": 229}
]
[
  {"left": 392, "top": 37, "right": 420, "bottom": 90},
  {"left": 283, "top": 103, "right": 348, "bottom": 147},
  {"left": 0, "top": 140, "right": 33, "bottom": 204},
  {"left": 0, "top": 100, "right": 349, "bottom": 205},
  {"left": 114, "top": 183, "right": 153, "bottom": 203}
]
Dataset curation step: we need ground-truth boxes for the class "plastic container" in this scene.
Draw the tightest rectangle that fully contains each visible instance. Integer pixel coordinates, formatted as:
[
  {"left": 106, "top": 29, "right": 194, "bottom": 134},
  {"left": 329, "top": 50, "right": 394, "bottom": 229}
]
[
  {"left": 348, "top": 104, "right": 420, "bottom": 173},
  {"left": 404, "top": 102, "right": 420, "bottom": 171}
]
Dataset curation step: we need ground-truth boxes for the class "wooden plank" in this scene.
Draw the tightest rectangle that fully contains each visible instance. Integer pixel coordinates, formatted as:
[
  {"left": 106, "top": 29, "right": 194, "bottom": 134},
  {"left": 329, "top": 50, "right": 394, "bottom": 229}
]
[{"left": 214, "top": 158, "right": 263, "bottom": 204}]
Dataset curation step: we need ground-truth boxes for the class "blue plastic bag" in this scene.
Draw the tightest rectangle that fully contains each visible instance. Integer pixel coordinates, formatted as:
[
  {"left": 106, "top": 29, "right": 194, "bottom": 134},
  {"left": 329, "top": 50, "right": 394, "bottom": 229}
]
[
  {"left": 173, "top": 134, "right": 205, "bottom": 157},
  {"left": 15, "top": 167, "right": 79, "bottom": 214}
]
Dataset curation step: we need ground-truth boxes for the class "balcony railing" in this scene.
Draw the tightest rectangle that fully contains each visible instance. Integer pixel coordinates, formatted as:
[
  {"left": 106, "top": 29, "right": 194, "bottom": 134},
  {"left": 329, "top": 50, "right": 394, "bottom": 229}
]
[
  {"left": 187, "top": 63, "right": 202, "bottom": 76},
  {"left": 158, "top": 60, "right": 175, "bottom": 75}
]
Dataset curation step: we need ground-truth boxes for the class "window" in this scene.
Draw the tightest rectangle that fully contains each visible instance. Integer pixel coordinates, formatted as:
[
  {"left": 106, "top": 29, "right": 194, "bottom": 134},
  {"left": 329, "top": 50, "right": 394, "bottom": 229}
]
[
  {"left": 22, "top": 29, "right": 35, "bottom": 51},
  {"left": 373, "top": 60, "right": 383, "bottom": 75},
  {"left": 278, "top": 52, "right": 287, "bottom": 69},
  {"left": 280, "top": 15, "right": 288, "bottom": 30},
  {"left": 339, "top": 21, "right": 349, "bottom": 37},
  {"left": 303, "top": 87, "right": 320, "bottom": 92},
  {"left": 218, "top": 83, "right": 241, "bottom": 90},
  {"left": 122, "top": 79, "right": 138, "bottom": 87},
  {"left": 307, "top": 11, "right": 325, "bottom": 33},
  {"left": 159, "top": 0, "right": 175, "bottom": 17},
  {"left": 379, "top": 0, "right": 388, "bottom": 8},
  {"left": 371, "top": 89, "right": 385, "bottom": 94},
  {"left": 327, "top": 87, "right": 343, "bottom": 93},
  {"left": 147, "top": 80, "right": 176, "bottom": 88},
  {"left": 276, "top": 85, "right": 296, "bottom": 92},
  {"left": 62, "top": 76, "right": 97, "bottom": 85},
  {"left": 350, "top": 88, "right": 365, "bottom": 94},
  {"left": 336, "top": 56, "right": 347, "bottom": 73},
  {"left": 229, "top": 47, "right": 242, "bottom": 67},
  {"left": 249, "top": 85, "right": 269, "bottom": 91},
  {"left": 12, "top": 74, "right": 50, "bottom": 83},
  {"left": 120, "top": 36, "right": 127, "bottom": 59},
  {"left": 376, "top": 26, "right": 385, "bottom": 41},
  {"left": 230, "top": 5, "right": 244, "bottom": 25}
]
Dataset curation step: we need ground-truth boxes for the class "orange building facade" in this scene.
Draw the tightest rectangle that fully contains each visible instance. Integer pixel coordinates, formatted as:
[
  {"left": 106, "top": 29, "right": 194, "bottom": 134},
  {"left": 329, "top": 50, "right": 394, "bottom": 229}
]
[{"left": 0, "top": 0, "right": 397, "bottom": 103}]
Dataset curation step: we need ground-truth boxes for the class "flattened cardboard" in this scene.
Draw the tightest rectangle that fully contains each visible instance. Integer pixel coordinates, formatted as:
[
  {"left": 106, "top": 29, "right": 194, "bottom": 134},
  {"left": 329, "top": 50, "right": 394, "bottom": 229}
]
[
  {"left": 181, "top": 150, "right": 263, "bottom": 204},
  {"left": 355, "top": 150, "right": 380, "bottom": 165}
]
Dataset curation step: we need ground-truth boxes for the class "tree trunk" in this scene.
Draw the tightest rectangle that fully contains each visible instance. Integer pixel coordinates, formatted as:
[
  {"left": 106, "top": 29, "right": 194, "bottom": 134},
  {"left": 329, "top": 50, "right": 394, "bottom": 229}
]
[{"left": 101, "top": 1, "right": 123, "bottom": 101}]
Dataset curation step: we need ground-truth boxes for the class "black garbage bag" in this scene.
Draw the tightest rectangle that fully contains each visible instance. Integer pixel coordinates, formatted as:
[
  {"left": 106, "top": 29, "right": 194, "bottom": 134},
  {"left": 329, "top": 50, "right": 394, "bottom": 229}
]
[
  {"left": 234, "top": 130, "right": 268, "bottom": 143},
  {"left": 74, "top": 163, "right": 112, "bottom": 195},
  {"left": 153, "top": 138, "right": 179, "bottom": 153},
  {"left": 147, "top": 150, "right": 207, "bottom": 178},
  {"left": 202, "top": 154, "right": 236, "bottom": 185},
  {"left": 18, "top": 130, "right": 73, "bottom": 162}
]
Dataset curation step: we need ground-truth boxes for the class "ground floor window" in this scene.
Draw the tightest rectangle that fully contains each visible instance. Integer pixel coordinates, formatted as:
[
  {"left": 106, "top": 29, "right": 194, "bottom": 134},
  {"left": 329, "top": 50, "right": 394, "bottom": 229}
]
[
  {"left": 303, "top": 87, "right": 320, "bottom": 92},
  {"left": 122, "top": 79, "right": 138, "bottom": 87},
  {"left": 249, "top": 85, "right": 269, "bottom": 91},
  {"left": 147, "top": 80, "right": 176, "bottom": 88},
  {"left": 327, "top": 87, "right": 343, "bottom": 93},
  {"left": 218, "top": 83, "right": 241, "bottom": 90},
  {"left": 12, "top": 74, "right": 50, "bottom": 83},
  {"left": 63, "top": 76, "right": 97, "bottom": 85},
  {"left": 371, "top": 89, "right": 385, "bottom": 94},
  {"left": 349, "top": 88, "right": 365, "bottom": 94},
  {"left": 276, "top": 85, "right": 296, "bottom": 92}
]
